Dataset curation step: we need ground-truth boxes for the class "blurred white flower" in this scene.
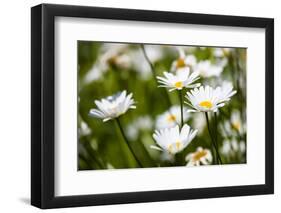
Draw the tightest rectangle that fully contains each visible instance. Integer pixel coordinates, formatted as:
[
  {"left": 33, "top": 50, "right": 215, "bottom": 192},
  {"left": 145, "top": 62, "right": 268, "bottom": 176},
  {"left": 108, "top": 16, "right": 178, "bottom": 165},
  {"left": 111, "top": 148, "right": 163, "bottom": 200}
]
[
  {"left": 151, "top": 124, "right": 197, "bottom": 154},
  {"left": 156, "top": 105, "right": 189, "bottom": 130},
  {"left": 108, "top": 54, "right": 131, "bottom": 69},
  {"left": 123, "top": 45, "right": 164, "bottom": 80},
  {"left": 171, "top": 48, "right": 197, "bottom": 72},
  {"left": 129, "top": 49, "right": 152, "bottom": 80},
  {"left": 106, "top": 163, "right": 115, "bottom": 169},
  {"left": 89, "top": 90, "right": 136, "bottom": 122},
  {"left": 217, "top": 58, "right": 228, "bottom": 68},
  {"left": 84, "top": 65, "right": 104, "bottom": 83},
  {"left": 136, "top": 116, "right": 153, "bottom": 130},
  {"left": 157, "top": 68, "right": 200, "bottom": 91},
  {"left": 84, "top": 44, "right": 131, "bottom": 83},
  {"left": 213, "top": 48, "right": 231, "bottom": 58},
  {"left": 126, "top": 125, "right": 139, "bottom": 141},
  {"left": 213, "top": 48, "right": 224, "bottom": 58},
  {"left": 185, "top": 147, "right": 212, "bottom": 166},
  {"left": 220, "top": 138, "right": 246, "bottom": 157},
  {"left": 79, "top": 121, "right": 91, "bottom": 136},
  {"left": 126, "top": 116, "right": 153, "bottom": 140},
  {"left": 100, "top": 44, "right": 131, "bottom": 69},
  {"left": 192, "top": 113, "right": 206, "bottom": 135},
  {"left": 142, "top": 45, "right": 163, "bottom": 63},
  {"left": 185, "top": 85, "right": 236, "bottom": 112},
  {"left": 194, "top": 60, "right": 224, "bottom": 78},
  {"left": 221, "top": 110, "right": 246, "bottom": 137},
  {"left": 230, "top": 110, "right": 245, "bottom": 134}
]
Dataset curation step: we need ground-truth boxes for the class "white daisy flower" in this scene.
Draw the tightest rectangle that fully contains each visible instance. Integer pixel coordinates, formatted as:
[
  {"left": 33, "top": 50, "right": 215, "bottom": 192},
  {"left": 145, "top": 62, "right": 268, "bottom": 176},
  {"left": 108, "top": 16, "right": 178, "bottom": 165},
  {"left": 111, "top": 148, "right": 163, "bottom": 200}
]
[
  {"left": 156, "top": 105, "right": 189, "bottom": 130},
  {"left": 157, "top": 68, "right": 200, "bottom": 91},
  {"left": 185, "top": 85, "right": 236, "bottom": 112},
  {"left": 171, "top": 48, "right": 197, "bottom": 72},
  {"left": 218, "top": 81, "right": 237, "bottom": 103},
  {"left": 193, "top": 60, "right": 224, "bottom": 78},
  {"left": 151, "top": 124, "right": 198, "bottom": 155},
  {"left": 89, "top": 90, "right": 136, "bottom": 122},
  {"left": 185, "top": 147, "right": 212, "bottom": 166}
]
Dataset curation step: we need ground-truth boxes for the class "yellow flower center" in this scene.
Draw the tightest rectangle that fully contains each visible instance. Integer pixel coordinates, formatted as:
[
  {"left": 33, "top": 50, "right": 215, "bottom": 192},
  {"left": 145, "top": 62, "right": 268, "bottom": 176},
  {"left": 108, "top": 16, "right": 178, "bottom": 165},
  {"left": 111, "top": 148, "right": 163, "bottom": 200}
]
[
  {"left": 168, "top": 141, "right": 182, "bottom": 153},
  {"left": 193, "top": 150, "right": 207, "bottom": 161},
  {"left": 168, "top": 144, "right": 173, "bottom": 153},
  {"left": 175, "top": 141, "right": 182, "bottom": 150},
  {"left": 232, "top": 122, "right": 240, "bottom": 131},
  {"left": 107, "top": 56, "right": 117, "bottom": 66},
  {"left": 176, "top": 58, "right": 186, "bottom": 68},
  {"left": 175, "top": 81, "right": 183, "bottom": 89},
  {"left": 167, "top": 114, "right": 176, "bottom": 122},
  {"left": 199, "top": 101, "right": 213, "bottom": 109}
]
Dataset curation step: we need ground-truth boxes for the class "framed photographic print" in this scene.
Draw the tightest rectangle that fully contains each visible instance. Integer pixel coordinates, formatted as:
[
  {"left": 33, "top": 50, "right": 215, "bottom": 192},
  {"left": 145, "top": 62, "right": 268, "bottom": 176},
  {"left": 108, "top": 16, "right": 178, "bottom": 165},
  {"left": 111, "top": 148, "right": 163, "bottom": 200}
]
[{"left": 31, "top": 3, "right": 274, "bottom": 209}]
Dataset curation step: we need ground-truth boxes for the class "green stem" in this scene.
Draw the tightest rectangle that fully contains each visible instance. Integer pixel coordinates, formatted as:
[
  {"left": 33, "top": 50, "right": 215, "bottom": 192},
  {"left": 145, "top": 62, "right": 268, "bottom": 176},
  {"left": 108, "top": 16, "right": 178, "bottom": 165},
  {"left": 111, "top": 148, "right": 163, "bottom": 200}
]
[
  {"left": 204, "top": 113, "right": 216, "bottom": 164},
  {"left": 115, "top": 118, "right": 142, "bottom": 168},
  {"left": 139, "top": 134, "right": 157, "bottom": 167},
  {"left": 79, "top": 153, "right": 95, "bottom": 170},
  {"left": 179, "top": 90, "right": 184, "bottom": 127},
  {"left": 214, "top": 112, "right": 222, "bottom": 164},
  {"left": 83, "top": 141, "right": 105, "bottom": 169},
  {"left": 204, "top": 112, "right": 222, "bottom": 165},
  {"left": 140, "top": 44, "right": 158, "bottom": 82}
]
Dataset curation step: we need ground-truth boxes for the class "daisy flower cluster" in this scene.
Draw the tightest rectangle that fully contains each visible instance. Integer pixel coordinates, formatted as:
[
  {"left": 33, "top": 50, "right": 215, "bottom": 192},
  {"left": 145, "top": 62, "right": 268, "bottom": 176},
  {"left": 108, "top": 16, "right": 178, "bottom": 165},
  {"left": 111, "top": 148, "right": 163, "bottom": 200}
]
[
  {"left": 151, "top": 48, "right": 237, "bottom": 165},
  {"left": 79, "top": 43, "right": 246, "bottom": 170},
  {"left": 89, "top": 90, "right": 136, "bottom": 122}
]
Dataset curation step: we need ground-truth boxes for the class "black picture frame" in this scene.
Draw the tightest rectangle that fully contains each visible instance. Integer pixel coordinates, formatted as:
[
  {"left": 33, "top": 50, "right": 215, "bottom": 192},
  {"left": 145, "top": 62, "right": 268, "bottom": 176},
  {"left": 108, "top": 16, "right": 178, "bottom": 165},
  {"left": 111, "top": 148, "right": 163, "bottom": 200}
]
[{"left": 31, "top": 3, "right": 274, "bottom": 209}]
